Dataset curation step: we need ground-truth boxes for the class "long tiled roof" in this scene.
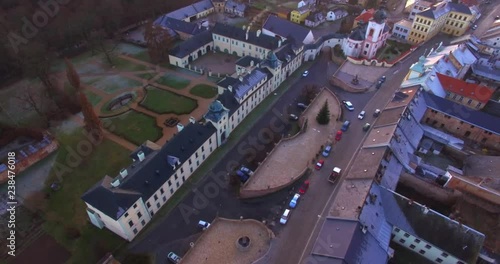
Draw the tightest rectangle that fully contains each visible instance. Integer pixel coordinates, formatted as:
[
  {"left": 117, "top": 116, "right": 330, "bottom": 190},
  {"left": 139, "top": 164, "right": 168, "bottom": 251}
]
[
  {"left": 436, "top": 72, "right": 493, "bottom": 103},
  {"left": 169, "top": 30, "right": 213, "bottom": 58},
  {"left": 166, "top": 0, "right": 214, "bottom": 20},
  {"left": 446, "top": 2, "right": 472, "bottom": 15},
  {"left": 231, "top": 69, "right": 268, "bottom": 100},
  {"left": 263, "top": 15, "right": 312, "bottom": 44},
  {"left": 212, "top": 23, "right": 281, "bottom": 50},
  {"left": 82, "top": 122, "right": 216, "bottom": 220},
  {"left": 225, "top": 0, "right": 247, "bottom": 13},
  {"left": 235, "top": 56, "right": 261, "bottom": 67},
  {"left": 423, "top": 92, "right": 500, "bottom": 134},
  {"left": 154, "top": 16, "right": 207, "bottom": 36}
]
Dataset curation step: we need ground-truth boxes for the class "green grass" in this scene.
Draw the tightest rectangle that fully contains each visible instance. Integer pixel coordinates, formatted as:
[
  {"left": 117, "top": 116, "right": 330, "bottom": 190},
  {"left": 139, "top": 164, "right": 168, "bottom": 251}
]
[
  {"left": 102, "top": 110, "right": 162, "bottom": 145},
  {"left": 83, "top": 75, "right": 142, "bottom": 94},
  {"left": 140, "top": 86, "right": 197, "bottom": 115},
  {"left": 83, "top": 91, "right": 102, "bottom": 106},
  {"left": 136, "top": 72, "right": 156, "bottom": 80},
  {"left": 155, "top": 74, "right": 191, "bottom": 89},
  {"left": 110, "top": 56, "right": 149, "bottom": 72},
  {"left": 131, "top": 50, "right": 152, "bottom": 63},
  {"left": 42, "top": 129, "right": 131, "bottom": 264},
  {"left": 189, "top": 84, "right": 217, "bottom": 98}
]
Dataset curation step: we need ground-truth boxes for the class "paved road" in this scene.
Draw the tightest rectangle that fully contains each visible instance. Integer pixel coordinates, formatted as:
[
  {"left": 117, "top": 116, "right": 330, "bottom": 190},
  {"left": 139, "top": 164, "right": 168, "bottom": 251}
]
[
  {"left": 128, "top": 53, "right": 344, "bottom": 263},
  {"left": 262, "top": 34, "right": 452, "bottom": 264}
]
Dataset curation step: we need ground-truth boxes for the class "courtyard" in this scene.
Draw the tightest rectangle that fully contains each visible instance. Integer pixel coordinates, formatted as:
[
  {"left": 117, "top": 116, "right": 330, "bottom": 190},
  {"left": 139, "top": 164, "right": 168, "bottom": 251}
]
[{"left": 191, "top": 53, "right": 240, "bottom": 75}]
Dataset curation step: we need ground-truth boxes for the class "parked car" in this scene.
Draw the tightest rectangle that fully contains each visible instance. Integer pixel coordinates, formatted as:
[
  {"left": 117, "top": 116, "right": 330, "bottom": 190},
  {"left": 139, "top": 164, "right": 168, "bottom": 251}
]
[
  {"left": 315, "top": 159, "right": 324, "bottom": 170},
  {"left": 240, "top": 166, "right": 254, "bottom": 175},
  {"left": 297, "top": 103, "right": 308, "bottom": 109},
  {"left": 289, "top": 114, "right": 299, "bottom": 120},
  {"left": 335, "top": 130, "right": 342, "bottom": 141},
  {"left": 322, "top": 145, "right": 332, "bottom": 157},
  {"left": 289, "top": 193, "right": 301, "bottom": 208},
  {"left": 373, "top": 109, "right": 381, "bottom": 117},
  {"left": 358, "top": 110, "right": 366, "bottom": 120},
  {"left": 197, "top": 220, "right": 210, "bottom": 230},
  {"left": 341, "top": 120, "right": 351, "bottom": 132},
  {"left": 472, "top": 24, "right": 478, "bottom": 30},
  {"left": 342, "top": 100, "right": 354, "bottom": 111},
  {"left": 495, "top": 15, "right": 500, "bottom": 20},
  {"left": 167, "top": 252, "right": 182, "bottom": 263},
  {"left": 380, "top": 75, "right": 386, "bottom": 83},
  {"left": 236, "top": 170, "right": 249, "bottom": 182},
  {"left": 298, "top": 180, "right": 310, "bottom": 194},
  {"left": 363, "top": 123, "right": 371, "bottom": 131},
  {"left": 280, "top": 209, "right": 291, "bottom": 224},
  {"left": 375, "top": 80, "right": 383, "bottom": 89},
  {"left": 302, "top": 70, "right": 309, "bottom": 77}
]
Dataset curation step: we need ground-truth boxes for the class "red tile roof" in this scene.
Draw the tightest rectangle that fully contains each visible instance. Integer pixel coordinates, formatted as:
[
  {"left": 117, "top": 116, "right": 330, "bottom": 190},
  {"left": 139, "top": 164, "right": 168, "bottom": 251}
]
[
  {"left": 437, "top": 73, "right": 494, "bottom": 104},
  {"left": 354, "top": 9, "right": 375, "bottom": 24}
]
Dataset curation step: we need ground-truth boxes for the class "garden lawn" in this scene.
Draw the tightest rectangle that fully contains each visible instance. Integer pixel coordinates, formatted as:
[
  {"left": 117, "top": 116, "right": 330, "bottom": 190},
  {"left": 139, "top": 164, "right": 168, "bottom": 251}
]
[
  {"left": 189, "top": 84, "right": 217, "bottom": 99},
  {"left": 83, "top": 75, "right": 142, "bottom": 94},
  {"left": 136, "top": 72, "right": 156, "bottom": 80},
  {"left": 141, "top": 86, "right": 197, "bottom": 115},
  {"left": 109, "top": 56, "right": 149, "bottom": 71},
  {"left": 155, "top": 74, "right": 191, "bottom": 89},
  {"left": 43, "top": 129, "right": 131, "bottom": 264},
  {"left": 84, "top": 91, "right": 102, "bottom": 106},
  {"left": 131, "top": 50, "right": 152, "bottom": 63},
  {"left": 103, "top": 110, "right": 162, "bottom": 145}
]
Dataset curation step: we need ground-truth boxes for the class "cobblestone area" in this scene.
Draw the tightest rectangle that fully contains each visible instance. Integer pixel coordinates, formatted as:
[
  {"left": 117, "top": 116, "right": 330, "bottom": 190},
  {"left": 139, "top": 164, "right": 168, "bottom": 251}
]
[
  {"left": 180, "top": 218, "right": 273, "bottom": 264},
  {"left": 242, "top": 88, "right": 341, "bottom": 193}
]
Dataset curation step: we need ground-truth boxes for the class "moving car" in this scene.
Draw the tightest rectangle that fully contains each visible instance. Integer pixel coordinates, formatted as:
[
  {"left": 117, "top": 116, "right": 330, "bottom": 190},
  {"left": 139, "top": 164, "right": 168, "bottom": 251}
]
[
  {"left": 298, "top": 180, "right": 310, "bottom": 194},
  {"left": 376, "top": 80, "right": 383, "bottom": 89},
  {"left": 342, "top": 100, "right": 354, "bottom": 111},
  {"left": 302, "top": 70, "right": 309, "bottom": 77},
  {"left": 315, "top": 159, "right": 324, "bottom": 170},
  {"left": 289, "top": 193, "right": 300, "bottom": 208},
  {"left": 380, "top": 76, "right": 386, "bottom": 83},
  {"left": 289, "top": 114, "right": 299, "bottom": 120},
  {"left": 358, "top": 110, "right": 366, "bottom": 120},
  {"left": 341, "top": 120, "right": 351, "bottom": 131},
  {"left": 280, "top": 209, "right": 291, "bottom": 224},
  {"left": 373, "top": 109, "right": 381, "bottom": 117},
  {"left": 328, "top": 167, "right": 342, "bottom": 183},
  {"left": 167, "top": 252, "right": 182, "bottom": 263},
  {"left": 197, "top": 220, "right": 210, "bottom": 230},
  {"left": 335, "top": 130, "right": 342, "bottom": 141},
  {"left": 297, "top": 103, "right": 308, "bottom": 109},
  {"left": 363, "top": 123, "right": 371, "bottom": 131},
  {"left": 322, "top": 145, "right": 332, "bottom": 157}
]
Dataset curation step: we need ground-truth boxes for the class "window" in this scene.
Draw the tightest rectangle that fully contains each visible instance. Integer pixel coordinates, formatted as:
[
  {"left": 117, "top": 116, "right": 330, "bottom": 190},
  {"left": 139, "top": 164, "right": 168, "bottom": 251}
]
[
  {"left": 175, "top": 174, "right": 178, "bottom": 180},
  {"left": 156, "top": 202, "right": 160, "bottom": 209},
  {"left": 170, "top": 189, "right": 174, "bottom": 194},
  {"left": 150, "top": 211, "right": 154, "bottom": 216},
  {"left": 409, "top": 244, "right": 416, "bottom": 249},
  {"left": 137, "top": 212, "right": 142, "bottom": 218},
  {"left": 404, "top": 233, "right": 410, "bottom": 238},
  {"left": 124, "top": 212, "right": 129, "bottom": 218},
  {"left": 189, "top": 159, "right": 192, "bottom": 165},
  {"left": 399, "top": 239, "right": 406, "bottom": 243},
  {"left": 154, "top": 194, "right": 158, "bottom": 201},
  {"left": 163, "top": 196, "right": 167, "bottom": 202},
  {"left": 168, "top": 180, "right": 172, "bottom": 187},
  {"left": 176, "top": 182, "right": 180, "bottom": 188},
  {"left": 435, "top": 258, "right": 443, "bottom": 263},
  {"left": 425, "top": 244, "right": 431, "bottom": 249},
  {"left": 133, "top": 228, "right": 138, "bottom": 234},
  {"left": 146, "top": 202, "right": 151, "bottom": 208},
  {"left": 419, "top": 250, "right": 426, "bottom": 254},
  {"left": 160, "top": 188, "right": 164, "bottom": 194},
  {"left": 441, "top": 252, "right": 449, "bottom": 257},
  {"left": 128, "top": 220, "right": 133, "bottom": 227},
  {"left": 133, "top": 204, "right": 137, "bottom": 209},
  {"left": 180, "top": 168, "right": 184, "bottom": 174},
  {"left": 414, "top": 239, "right": 421, "bottom": 243},
  {"left": 394, "top": 227, "right": 400, "bottom": 232},
  {"left": 141, "top": 219, "right": 146, "bottom": 226}
]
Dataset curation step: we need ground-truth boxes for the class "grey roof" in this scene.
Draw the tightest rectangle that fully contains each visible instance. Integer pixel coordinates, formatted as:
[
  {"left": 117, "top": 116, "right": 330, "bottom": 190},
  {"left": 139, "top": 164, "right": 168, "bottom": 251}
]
[
  {"left": 217, "top": 76, "right": 239, "bottom": 89},
  {"left": 306, "top": 12, "right": 323, "bottom": 22},
  {"left": 212, "top": 23, "right": 281, "bottom": 50},
  {"left": 192, "top": 0, "right": 214, "bottom": 12},
  {"left": 225, "top": 0, "right": 247, "bottom": 13},
  {"left": 154, "top": 16, "right": 207, "bottom": 35},
  {"left": 275, "top": 43, "right": 298, "bottom": 67},
  {"left": 311, "top": 218, "right": 389, "bottom": 263},
  {"left": 235, "top": 56, "right": 261, "bottom": 67},
  {"left": 82, "top": 122, "right": 216, "bottom": 220},
  {"left": 471, "top": 56, "right": 500, "bottom": 82},
  {"left": 166, "top": 0, "right": 214, "bottom": 20},
  {"left": 446, "top": 2, "right": 472, "bottom": 15},
  {"left": 129, "top": 144, "right": 156, "bottom": 160},
  {"left": 263, "top": 15, "right": 313, "bottom": 44},
  {"left": 169, "top": 30, "right": 213, "bottom": 58},
  {"left": 423, "top": 92, "right": 500, "bottom": 134},
  {"left": 216, "top": 89, "right": 240, "bottom": 116},
  {"left": 349, "top": 25, "right": 366, "bottom": 41},
  {"left": 304, "top": 33, "right": 347, "bottom": 50},
  {"left": 377, "top": 184, "right": 485, "bottom": 263},
  {"left": 204, "top": 100, "right": 229, "bottom": 123},
  {"left": 418, "top": 3, "right": 450, "bottom": 20},
  {"left": 232, "top": 69, "right": 268, "bottom": 100}
]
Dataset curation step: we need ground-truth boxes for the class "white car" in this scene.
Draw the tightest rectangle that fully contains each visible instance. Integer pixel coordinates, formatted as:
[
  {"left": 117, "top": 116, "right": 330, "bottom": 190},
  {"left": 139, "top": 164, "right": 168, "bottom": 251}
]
[
  {"left": 342, "top": 100, "right": 354, "bottom": 111},
  {"left": 280, "top": 209, "right": 291, "bottom": 224},
  {"left": 302, "top": 70, "right": 309, "bottom": 77},
  {"left": 289, "top": 193, "right": 300, "bottom": 208},
  {"left": 198, "top": 220, "right": 210, "bottom": 230},
  {"left": 358, "top": 111, "right": 365, "bottom": 120}
]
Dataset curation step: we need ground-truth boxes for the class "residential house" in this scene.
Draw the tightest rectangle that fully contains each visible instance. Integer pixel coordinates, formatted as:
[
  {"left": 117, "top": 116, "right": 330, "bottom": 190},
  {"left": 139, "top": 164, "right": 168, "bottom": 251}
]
[
  {"left": 392, "top": 19, "right": 413, "bottom": 41},
  {"left": 342, "top": 7, "right": 391, "bottom": 59},
  {"left": 437, "top": 72, "right": 494, "bottom": 110},
  {"left": 290, "top": 5, "right": 311, "bottom": 24},
  {"left": 154, "top": 16, "right": 208, "bottom": 40},
  {"left": 212, "top": 0, "right": 226, "bottom": 13},
  {"left": 354, "top": 8, "right": 375, "bottom": 27},
  {"left": 422, "top": 92, "right": 500, "bottom": 150},
  {"left": 164, "top": 0, "right": 215, "bottom": 22},
  {"left": 168, "top": 30, "right": 214, "bottom": 67},
  {"left": 273, "top": 6, "right": 291, "bottom": 20},
  {"left": 326, "top": 8, "right": 348, "bottom": 22},
  {"left": 408, "top": 0, "right": 435, "bottom": 21},
  {"left": 408, "top": 2, "right": 449, "bottom": 44},
  {"left": 305, "top": 12, "right": 325, "bottom": 28},
  {"left": 224, "top": 0, "right": 247, "bottom": 18},
  {"left": 478, "top": 19, "right": 500, "bottom": 55},
  {"left": 262, "top": 15, "right": 315, "bottom": 45},
  {"left": 470, "top": 54, "right": 500, "bottom": 84},
  {"left": 441, "top": 3, "right": 474, "bottom": 37}
]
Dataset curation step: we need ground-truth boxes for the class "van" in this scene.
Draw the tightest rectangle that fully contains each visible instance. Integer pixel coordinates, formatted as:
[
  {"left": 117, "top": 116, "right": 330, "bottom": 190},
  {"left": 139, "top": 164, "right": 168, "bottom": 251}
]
[{"left": 341, "top": 120, "right": 350, "bottom": 131}]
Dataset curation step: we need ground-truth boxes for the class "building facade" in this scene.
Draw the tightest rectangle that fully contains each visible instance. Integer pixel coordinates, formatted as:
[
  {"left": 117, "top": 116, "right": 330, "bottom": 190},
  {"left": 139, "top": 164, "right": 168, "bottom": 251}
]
[
  {"left": 305, "top": 12, "right": 325, "bottom": 28},
  {"left": 441, "top": 4, "right": 473, "bottom": 36},
  {"left": 290, "top": 6, "right": 311, "bottom": 24},
  {"left": 393, "top": 19, "right": 412, "bottom": 41},
  {"left": 224, "top": 0, "right": 247, "bottom": 17}
]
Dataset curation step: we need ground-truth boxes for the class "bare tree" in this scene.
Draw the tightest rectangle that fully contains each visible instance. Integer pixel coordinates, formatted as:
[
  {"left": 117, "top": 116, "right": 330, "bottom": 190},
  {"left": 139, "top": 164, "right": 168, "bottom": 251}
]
[
  {"left": 15, "top": 85, "right": 51, "bottom": 127},
  {"left": 88, "top": 30, "right": 119, "bottom": 65},
  {"left": 144, "top": 20, "right": 178, "bottom": 64}
]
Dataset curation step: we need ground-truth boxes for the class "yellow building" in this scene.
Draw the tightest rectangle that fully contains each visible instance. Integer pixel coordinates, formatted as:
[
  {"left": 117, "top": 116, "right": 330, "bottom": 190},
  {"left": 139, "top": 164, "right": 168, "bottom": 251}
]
[
  {"left": 290, "top": 6, "right": 310, "bottom": 24},
  {"left": 408, "top": 2, "right": 474, "bottom": 45}
]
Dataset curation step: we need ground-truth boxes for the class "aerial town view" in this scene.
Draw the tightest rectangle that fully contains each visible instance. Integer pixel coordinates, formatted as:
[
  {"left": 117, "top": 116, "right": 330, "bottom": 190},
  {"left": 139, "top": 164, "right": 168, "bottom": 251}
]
[{"left": 1, "top": 0, "right": 499, "bottom": 263}]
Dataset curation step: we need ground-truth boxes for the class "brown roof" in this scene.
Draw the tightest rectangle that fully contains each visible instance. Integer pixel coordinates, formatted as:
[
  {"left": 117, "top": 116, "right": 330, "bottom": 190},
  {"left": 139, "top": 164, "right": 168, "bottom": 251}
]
[{"left": 437, "top": 73, "right": 494, "bottom": 103}]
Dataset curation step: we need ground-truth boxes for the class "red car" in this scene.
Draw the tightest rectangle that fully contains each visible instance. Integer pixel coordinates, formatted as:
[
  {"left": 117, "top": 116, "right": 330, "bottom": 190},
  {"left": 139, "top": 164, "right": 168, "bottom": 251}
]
[
  {"left": 298, "top": 180, "right": 310, "bottom": 194},
  {"left": 315, "top": 159, "right": 324, "bottom": 170},
  {"left": 335, "top": 130, "right": 342, "bottom": 141}
]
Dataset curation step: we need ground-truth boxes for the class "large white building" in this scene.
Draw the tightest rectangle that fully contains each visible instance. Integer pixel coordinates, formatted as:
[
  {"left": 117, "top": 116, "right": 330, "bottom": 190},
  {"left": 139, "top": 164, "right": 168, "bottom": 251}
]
[{"left": 342, "top": 8, "right": 391, "bottom": 59}]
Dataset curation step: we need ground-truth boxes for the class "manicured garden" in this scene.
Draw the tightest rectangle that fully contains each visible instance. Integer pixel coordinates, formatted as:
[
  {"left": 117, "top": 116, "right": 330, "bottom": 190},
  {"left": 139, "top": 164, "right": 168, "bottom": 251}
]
[
  {"left": 155, "top": 73, "right": 191, "bottom": 89},
  {"left": 376, "top": 40, "right": 413, "bottom": 61},
  {"left": 189, "top": 84, "right": 218, "bottom": 98},
  {"left": 140, "top": 86, "right": 198, "bottom": 115},
  {"left": 42, "top": 129, "right": 131, "bottom": 264},
  {"left": 83, "top": 75, "right": 142, "bottom": 94},
  {"left": 109, "top": 56, "right": 149, "bottom": 72},
  {"left": 102, "top": 110, "right": 162, "bottom": 145}
]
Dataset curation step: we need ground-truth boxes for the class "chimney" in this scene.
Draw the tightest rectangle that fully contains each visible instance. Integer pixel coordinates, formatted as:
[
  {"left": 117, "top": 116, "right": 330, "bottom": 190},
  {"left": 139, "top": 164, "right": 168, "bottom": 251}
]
[
  {"left": 278, "top": 39, "right": 282, "bottom": 47},
  {"left": 138, "top": 151, "right": 145, "bottom": 162},
  {"left": 177, "top": 123, "right": 184, "bottom": 132},
  {"left": 239, "top": 76, "right": 243, "bottom": 82},
  {"left": 111, "top": 178, "right": 120, "bottom": 187},
  {"left": 256, "top": 29, "right": 261, "bottom": 37},
  {"left": 155, "top": 170, "right": 160, "bottom": 175},
  {"left": 242, "top": 25, "right": 246, "bottom": 30},
  {"left": 246, "top": 31, "right": 248, "bottom": 40},
  {"left": 189, "top": 116, "right": 196, "bottom": 124},
  {"left": 119, "top": 168, "right": 128, "bottom": 178}
]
